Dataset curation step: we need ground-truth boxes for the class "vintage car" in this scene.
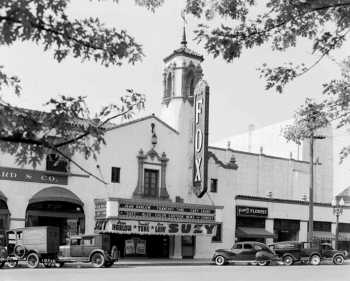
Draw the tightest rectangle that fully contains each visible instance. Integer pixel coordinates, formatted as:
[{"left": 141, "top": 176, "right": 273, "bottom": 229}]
[
  {"left": 212, "top": 241, "right": 280, "bottom": 266},
  {"left": 0, "top": 226, "right": 60, "bottom": 268},
  {"left": 269, "top": 241, "right": 348, "bottom": 265},
  {"left": 57, "top": 234, "right": 118, "bottom": 268}
]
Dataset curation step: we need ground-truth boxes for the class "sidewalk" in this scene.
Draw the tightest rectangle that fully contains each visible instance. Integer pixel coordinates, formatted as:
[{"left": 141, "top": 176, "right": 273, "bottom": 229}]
[{"left": 116, "top": 258, "right": 211, "bottom": 266}]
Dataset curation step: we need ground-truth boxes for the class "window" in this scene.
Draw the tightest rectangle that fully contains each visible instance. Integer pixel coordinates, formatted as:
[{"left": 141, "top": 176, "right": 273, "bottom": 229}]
[
  {"left": 210, "top": 178, "right": 218, "bottom": 193},
  {"left": 236, "top": 217, "right": 265, "bottom": 228},
  {"left": 111, "top": 167, "right": 120, "bottom": 183},
  {"left": 212, "top": 223, "right": 222, "bottom": 242},
  {"left": 46, "top": 154, "right": 68, "bottom": 172},
  {"left": 70, "top": 238, "right": 81, "bottom": 246},
  {"left": 82, "top": 237, "right": 95, "bottom": 246},
  {"left": 243, "top": 243, "right": 253, "bottom": 250},
  {"left": 144, "top": 169, "right": 159, "bottom": 197},
  {"left": 233, "top": 243, "right": 242, "bottom": 249},
  {"left": 166, "top": 74, "right": 172, "bottom": 97},
  {"left": 254, "top": 245, "right": 263, "bottom": 251},
  {"left": 313, "top": 221, "right": 331, "bottom": 232}
]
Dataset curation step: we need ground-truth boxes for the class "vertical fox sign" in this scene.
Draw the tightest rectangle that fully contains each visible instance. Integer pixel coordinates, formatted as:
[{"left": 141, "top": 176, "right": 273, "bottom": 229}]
[{"left": 193, "top": 80, "right": 209, "bottom": 198}]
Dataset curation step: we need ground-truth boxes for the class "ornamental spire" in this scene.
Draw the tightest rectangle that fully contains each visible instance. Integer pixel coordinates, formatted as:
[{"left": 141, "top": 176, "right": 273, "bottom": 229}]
[{"left": 181, "top": 10, "right": 187, "bottom": 47}]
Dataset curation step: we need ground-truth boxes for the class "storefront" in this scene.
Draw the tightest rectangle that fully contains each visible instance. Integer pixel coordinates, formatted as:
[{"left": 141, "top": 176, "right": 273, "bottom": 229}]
[
  {"left": 312, "top": 221, "right": 334, "bottom": 243},
  {"left": 338, "top": 223, "right": 350, "bottom": 253},
  {"left": 25, "top": 186, "right": 85, "bottom": 244},
  {"left": 235, "top": 205, "right": 274, "bottom": 243},
  {"left": 273, "top": 219, "right": 300, "bottom": 242},
  {"left": 94, "top": 198, "right": 218, "bottom": 258},
  {"left": 0, "top": 191, "right": 10, "bottom": 245}
]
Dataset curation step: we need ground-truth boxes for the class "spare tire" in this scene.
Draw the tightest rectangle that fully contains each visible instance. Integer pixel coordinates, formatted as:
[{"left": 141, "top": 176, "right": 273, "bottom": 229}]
[{"left": 14, "top": 245, "right": 26, "bottom": 259}]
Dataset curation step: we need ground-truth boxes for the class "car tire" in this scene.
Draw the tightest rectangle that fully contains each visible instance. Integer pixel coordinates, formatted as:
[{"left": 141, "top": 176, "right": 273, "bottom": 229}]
[
  {"left": 27, "top": 253, "right": 40, "bottom": 268},
  {"left": 14, "top": 245, "right": 26, "bottom": 259},
  {"left": 333, "top": 255, "right": 344, "bottom": 265},
  {"left": 283, "top": 255, "right": 294, "bottom": 266},
  {"left": 257, "top": 260, "right": 270, "bottom": 266},
  {"left": 104, "top": 261, "right": 114, "bottom": 267},
  {"left": 91, "top": 252, "right": 105, "bottom": 268},
  {"left": 309, "top": 255, "right": 321, "bottom": 266},
  {"left": 55, "top": 262, "right": 64, "bottom": 268},
  {"left": 214, "top": 255, "right": 226, "bottom": 266},
  {"left": 7, "top": 259, "right": 18, "bottom": 268}
]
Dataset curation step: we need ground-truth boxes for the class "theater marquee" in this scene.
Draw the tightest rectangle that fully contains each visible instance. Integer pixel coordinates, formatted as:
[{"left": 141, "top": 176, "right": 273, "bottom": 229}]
[
  {"left": 193, "top": 80, "right": 210, "bottom": 198},
  {"left": 94, "top": 198, "right": 218, "bottom": 236}
]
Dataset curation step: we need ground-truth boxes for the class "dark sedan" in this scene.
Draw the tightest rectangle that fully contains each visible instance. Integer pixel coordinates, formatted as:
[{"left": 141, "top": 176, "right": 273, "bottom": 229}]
[{"left": 212, "top": 241, "right": 281, "bottom": 266}]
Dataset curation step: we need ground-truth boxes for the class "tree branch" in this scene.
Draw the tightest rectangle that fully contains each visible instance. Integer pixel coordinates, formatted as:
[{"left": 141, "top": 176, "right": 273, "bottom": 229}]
[{"left": 54, "top": 101, "right": 141, "bottom": 148}]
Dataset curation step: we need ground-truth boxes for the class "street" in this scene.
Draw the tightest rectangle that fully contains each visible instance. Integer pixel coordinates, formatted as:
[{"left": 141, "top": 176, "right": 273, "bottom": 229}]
[{"left": 1, "top": 264, "right": 350, "bottom": 281}]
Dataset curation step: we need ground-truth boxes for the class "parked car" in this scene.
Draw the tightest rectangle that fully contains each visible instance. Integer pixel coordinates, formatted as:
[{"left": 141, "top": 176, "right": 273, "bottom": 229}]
[
  {"left": 0, "top": 226, "right": 60, "bottom": 268},
  {"left": 212, "top": 241, "right": 281, "bottom": 266},
  {"left": 269, "top": 241, "right": 348, "bottom": 266},
  {"left": 57, "top": 234, "right": 119, "bottom": 268}
]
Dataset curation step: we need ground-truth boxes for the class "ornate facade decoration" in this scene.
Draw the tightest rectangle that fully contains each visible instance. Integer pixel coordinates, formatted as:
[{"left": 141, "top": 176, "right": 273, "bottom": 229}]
[
  {"left": 132, "top": 149, "right": 170, "bottom": 200},
  {"left": 182, "top": 61, "right": 203, "bottom": 105}
]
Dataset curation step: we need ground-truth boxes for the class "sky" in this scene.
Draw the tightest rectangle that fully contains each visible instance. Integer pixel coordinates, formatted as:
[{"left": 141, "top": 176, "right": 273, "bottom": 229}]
[{"left": 1, "top": 0, "right": 348, "bottom": 144}]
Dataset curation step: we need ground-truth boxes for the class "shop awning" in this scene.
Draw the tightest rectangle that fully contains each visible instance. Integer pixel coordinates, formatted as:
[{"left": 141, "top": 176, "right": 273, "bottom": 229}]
[
  {"left": 312, "top": 231, "right": 335, "bottom": 240},
  {"left": 29, "top": 186, "right": 84, "bottom": 206},
  {"left": 339, "top": 232, "right": 350, "bottom": 241},
  {"left": 236, "top": 227, "right": 275, "bottom": 239},
  {"left": 0, "top": 190, "right": 7, "bottom": 202}
]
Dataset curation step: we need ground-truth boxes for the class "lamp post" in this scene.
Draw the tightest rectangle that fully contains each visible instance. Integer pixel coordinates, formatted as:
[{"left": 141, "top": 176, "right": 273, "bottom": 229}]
[{"left": 332, "top": 197, "right": 345, "bottom": 250}]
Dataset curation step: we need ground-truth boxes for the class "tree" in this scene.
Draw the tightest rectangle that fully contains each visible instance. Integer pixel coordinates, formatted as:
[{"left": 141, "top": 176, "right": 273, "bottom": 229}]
[
  {"left": 0, "top": 0, "right": 163, "bottom": 181},
  {"left": 184, "top": 0, "right": 350, "bottom": 154}
]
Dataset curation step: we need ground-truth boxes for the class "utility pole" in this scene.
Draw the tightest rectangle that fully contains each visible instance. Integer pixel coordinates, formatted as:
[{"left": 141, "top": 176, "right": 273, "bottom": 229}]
[{"left": 308, "top": 132, "right": 314, "bottom": 243}]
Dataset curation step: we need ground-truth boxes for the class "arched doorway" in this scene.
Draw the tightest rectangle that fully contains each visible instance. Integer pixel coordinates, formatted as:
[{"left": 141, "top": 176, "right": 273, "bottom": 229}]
[
  {"left": 25, "top": 186, "right": 85, "bottom": 245},
  {"left": 0, "top": 190, "right": 10, "bottom": 246}
]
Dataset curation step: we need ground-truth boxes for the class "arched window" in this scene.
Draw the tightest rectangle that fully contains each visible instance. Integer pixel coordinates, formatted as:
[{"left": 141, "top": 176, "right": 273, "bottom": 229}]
[
  {"left": 165, "top": 74, "right": 172, "bottom": 98},
  {"left": 189, "top": 77, "right": 195, "bottom": 97},
  {"left": 184, "top": 71, "right": 195, "bottom": 98}
]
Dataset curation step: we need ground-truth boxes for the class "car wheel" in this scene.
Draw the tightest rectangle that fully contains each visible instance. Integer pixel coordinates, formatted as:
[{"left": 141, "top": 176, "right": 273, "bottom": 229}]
[
  {"left": 333, "top": 255, "right": 344, "bottom": 265},
  {"left": 91, "top": 252, "right": 105, "bottom": 268},
  {"left": 214, "top": 255, "right": 226, "bottom": 266},
  {"left": 55, "top": 262, "right": 64, "bottom": 268},
  {"left": 257, "top": 260, "right": 270, "bottom": 266},
  {"left": 27, "top": 253, "right": 40, "bottom": 268},
  {"left": 7, "top": 259, "right": 18, "bottom": 268},
  {"left": 283, "top": 255, "right": 294, "bottom": 266},
  {"left": 309, "top": 255, "right": 321, "bottom": 266},
  {"left": 104, "top": 261, "right": 114, "bottom": 267}
]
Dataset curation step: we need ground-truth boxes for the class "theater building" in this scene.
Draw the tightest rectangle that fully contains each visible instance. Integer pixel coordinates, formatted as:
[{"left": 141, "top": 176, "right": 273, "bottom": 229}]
[{"left": 1, "top": 34, "right": 349, "bottom": 259}]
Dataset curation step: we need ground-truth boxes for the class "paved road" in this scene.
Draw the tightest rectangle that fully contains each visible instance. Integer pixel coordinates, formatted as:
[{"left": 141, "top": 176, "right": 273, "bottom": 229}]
[{"left": 1, "top": 264, "right": 350, "bottom": 281}]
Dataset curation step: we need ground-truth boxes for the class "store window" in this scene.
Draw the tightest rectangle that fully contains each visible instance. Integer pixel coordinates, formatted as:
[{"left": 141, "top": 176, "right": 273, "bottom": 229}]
[
  {"left": 313, "top": 221, "right": 331, "bottom": 232},
  {"left": 210, "top": 178, "right": 218, "bottom": 193},
  {"left": 236, "top": 217, "right": 265, "bottom": 228},
  {"left": 111, "top": 167, "right": 121, "bottom": 183},
  {"left": 46, "top": 154, "right": 68, "bottom": 172},
  {"left": 212, "top": 223, "right": 222, "bottom": 242},
  {"left": 144, "top": 169, "right": 159, "bottom": 197},
  {"left": 339, "top": 223, "right": 350, "bottom": 233}
]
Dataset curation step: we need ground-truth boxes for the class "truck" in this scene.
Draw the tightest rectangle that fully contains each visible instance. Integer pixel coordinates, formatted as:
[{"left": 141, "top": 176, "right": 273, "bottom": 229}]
[
  {"left": 0, "top": 226, "right": 118, "bottom": 268},
  {"left": 269, "top": 241, "right": 348, "bottom": 266}
]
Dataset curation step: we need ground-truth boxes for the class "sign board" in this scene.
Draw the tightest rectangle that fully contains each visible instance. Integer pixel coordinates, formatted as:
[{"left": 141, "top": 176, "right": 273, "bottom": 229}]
[
  {"left": 0, "top": 166, "right": 68, "bottom": 185},
  {"left": 236, "top": 206, "right": 268, "bottom": 217},
  {"left": 193, "top": 80, "right": 210, "bottom": 198},
  {"left": 96, "top": 219, "right": 216, "bottom": 236},
  {"left": 115, "top": 198, "right": 215, "bottom": 224},
  {"left": 94, "top": 199, "right": 107, "bottom": 219}
]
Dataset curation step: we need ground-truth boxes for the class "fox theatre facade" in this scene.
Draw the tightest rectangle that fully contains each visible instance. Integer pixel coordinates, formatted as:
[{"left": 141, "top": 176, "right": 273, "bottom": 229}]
[{"left": 94, "top": 198, "right": 218, "bottom": 258}]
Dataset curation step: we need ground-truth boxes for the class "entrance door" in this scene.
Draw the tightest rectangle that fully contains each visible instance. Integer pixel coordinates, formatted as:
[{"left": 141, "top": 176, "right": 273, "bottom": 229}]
[{"left": 182, "top": 236, "right": 195, "bottom": 258}]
